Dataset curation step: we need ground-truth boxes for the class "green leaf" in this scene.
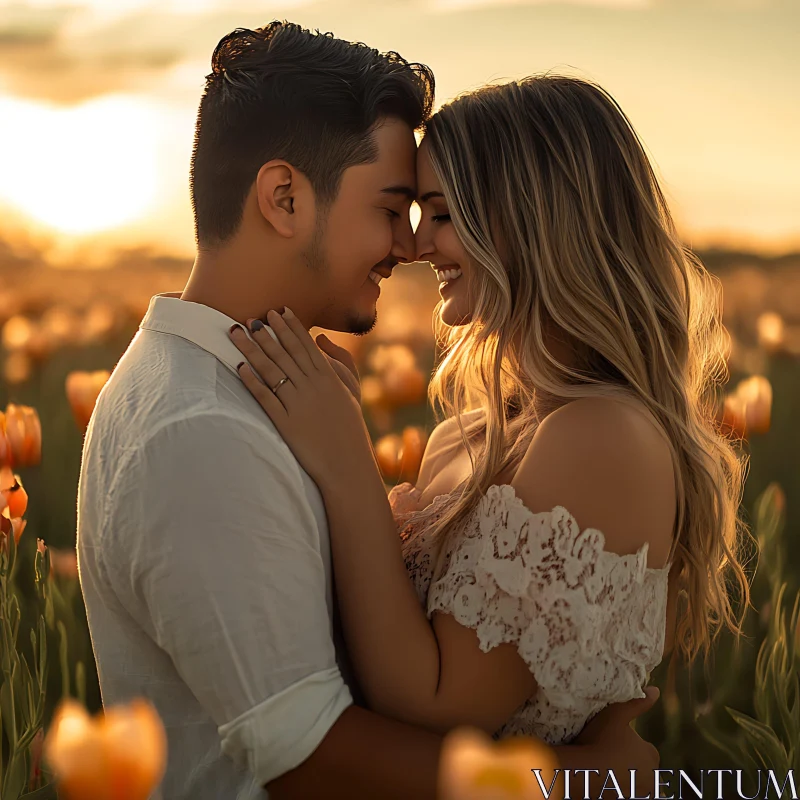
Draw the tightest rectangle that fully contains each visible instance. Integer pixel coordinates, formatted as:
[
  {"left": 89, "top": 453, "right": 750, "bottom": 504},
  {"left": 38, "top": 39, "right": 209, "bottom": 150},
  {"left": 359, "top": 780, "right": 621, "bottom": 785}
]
[
  {"left": 57, "top": 620, "right": 70, "bottom": 699},
  {"left": 1, "top": 751, "right": 28, "bottom": 800},
  {"left": 728, "top": 707, "right": 791, "bottom": 772},
  {"left": 20, "top": 781, "right": 59, "bottom": 799},
  {"left": 696, "top": 711, "right": 755, "bottom": 769}
]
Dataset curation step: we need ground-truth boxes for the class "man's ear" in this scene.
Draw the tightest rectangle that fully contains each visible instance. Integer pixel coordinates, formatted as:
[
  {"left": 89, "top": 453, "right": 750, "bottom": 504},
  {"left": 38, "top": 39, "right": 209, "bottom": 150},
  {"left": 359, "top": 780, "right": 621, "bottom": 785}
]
[{"left": 255, "top": 160, "right": 308, "bottom": 238}]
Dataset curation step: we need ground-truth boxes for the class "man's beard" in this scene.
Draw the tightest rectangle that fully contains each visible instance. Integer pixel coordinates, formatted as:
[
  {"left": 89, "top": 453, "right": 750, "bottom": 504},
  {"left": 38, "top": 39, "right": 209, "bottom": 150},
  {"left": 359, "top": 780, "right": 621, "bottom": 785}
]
[
  {"left": 303, "top": 217, "right": 378, "bottom": 336},
  {"left": 344, "top": 308, "right": 377, "bottom": 336}
]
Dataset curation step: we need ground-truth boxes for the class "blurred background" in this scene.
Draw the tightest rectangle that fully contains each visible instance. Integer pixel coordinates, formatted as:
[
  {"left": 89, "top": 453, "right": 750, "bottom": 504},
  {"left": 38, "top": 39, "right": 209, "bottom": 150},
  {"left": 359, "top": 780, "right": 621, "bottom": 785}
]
[{"left": 1, "top": 0, "right": 799, "bottom": 788}]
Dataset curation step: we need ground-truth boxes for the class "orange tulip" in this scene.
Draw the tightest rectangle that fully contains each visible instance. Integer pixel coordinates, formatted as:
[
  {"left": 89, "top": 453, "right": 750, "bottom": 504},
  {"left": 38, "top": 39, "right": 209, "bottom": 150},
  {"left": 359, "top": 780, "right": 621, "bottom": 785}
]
[
  {"left": 367, "top": 344, "right": 428, "bottom": 409},
  {"left": 1, "top": 472, "right": 28, "bottom": 518},
  {"left": 0, "top": 514, "right": 26, "bottom": 545},
  {"left": 375, "top": 433, "right": 404, "bottom": 481},
  {"left": 375, "top": 427, "right": 429, "bottom": 483},
  {"left": 399, "top": 426, "right": 428, "bottom": 482},
  {"left": 438, "top": 727, "right": 560, "bottom": 800},
  {"left": 382, "top": 366, "right": 427, "bottom": 408},
  {"left": 721, "top": 375, "right": 773, "bottom": 438},
  {"left": 44, "top": 698, "right": 167, "bottom": 800},
  {"left": 66, "top": 370, "right": 111, "bottom": 432},
  {"left": 2, "top": 404, "right": 42, "bottom": 467},
  {"left": 720, "top": 393, "right": 747, "bottom": 439}
]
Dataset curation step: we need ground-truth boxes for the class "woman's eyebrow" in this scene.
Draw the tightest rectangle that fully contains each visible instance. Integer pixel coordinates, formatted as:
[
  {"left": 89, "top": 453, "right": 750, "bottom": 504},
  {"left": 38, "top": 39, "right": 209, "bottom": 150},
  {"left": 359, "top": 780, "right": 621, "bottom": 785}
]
[{"left": 419, "top": 191, "right": 444, "bottom": 203}]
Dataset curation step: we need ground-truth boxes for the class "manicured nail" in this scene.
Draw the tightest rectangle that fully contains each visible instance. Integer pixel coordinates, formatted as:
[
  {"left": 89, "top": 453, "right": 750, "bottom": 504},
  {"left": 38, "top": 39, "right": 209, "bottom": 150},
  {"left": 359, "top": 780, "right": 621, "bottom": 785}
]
[
  {"left": 229, "top": 324, "right": 240, "bottom": 334},
  {"left": 250, "top": 319, "right": 265, "bottom": 332},
  {"left": 283, "top": 307, "right": 294, "bottom": 319},
  {"left": 236, "top": 361, "right": 245, "bottom": 370}
]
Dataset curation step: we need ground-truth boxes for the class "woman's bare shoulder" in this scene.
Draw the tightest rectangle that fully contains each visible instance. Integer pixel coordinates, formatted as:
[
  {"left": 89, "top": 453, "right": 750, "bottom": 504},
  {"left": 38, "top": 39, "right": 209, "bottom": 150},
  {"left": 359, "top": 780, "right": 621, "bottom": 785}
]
[{"left": 511, "top": 395, "right": 676, "bottom": 566}]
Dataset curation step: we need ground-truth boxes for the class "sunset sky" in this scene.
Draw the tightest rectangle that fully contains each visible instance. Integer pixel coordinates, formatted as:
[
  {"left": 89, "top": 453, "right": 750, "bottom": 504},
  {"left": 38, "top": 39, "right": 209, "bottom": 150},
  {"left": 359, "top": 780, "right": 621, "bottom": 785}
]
[{"left": 0, "top": 0, "right": 797, "bottom": 265}]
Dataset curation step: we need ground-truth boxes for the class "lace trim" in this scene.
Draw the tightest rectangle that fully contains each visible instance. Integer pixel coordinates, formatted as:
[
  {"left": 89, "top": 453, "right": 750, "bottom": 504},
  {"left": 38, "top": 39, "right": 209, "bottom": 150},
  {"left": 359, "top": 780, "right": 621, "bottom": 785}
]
[{"left": 398, "top": 483, "right": 670, "bottom": 743}]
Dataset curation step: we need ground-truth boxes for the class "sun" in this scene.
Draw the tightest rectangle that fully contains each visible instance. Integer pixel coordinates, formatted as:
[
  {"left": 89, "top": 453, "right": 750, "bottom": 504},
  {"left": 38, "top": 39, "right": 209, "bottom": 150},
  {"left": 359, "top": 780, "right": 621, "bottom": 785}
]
[{"left": 0, "top": 94, "right": 160, "bottom": 236}]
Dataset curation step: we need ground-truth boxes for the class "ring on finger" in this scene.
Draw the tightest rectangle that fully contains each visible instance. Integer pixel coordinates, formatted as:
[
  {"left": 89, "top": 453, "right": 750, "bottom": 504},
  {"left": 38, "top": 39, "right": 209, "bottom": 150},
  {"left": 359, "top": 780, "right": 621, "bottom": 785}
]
[{"left": 270, "top": 376, "right": 291, "bottom": 394}]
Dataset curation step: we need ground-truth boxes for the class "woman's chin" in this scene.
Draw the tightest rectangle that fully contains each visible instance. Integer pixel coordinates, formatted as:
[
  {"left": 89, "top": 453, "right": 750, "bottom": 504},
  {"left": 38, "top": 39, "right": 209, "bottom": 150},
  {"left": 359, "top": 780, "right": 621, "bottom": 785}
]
[{"left": 440, "top": 303, "right": 472, "bottom": 328}]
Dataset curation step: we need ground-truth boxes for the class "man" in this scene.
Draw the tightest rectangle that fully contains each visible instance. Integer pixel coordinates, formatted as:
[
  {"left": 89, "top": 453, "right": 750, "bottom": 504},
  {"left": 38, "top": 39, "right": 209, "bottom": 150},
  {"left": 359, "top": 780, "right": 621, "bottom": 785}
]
[{"left": 77, "top": 21, "right": 659, "bottom": 799}]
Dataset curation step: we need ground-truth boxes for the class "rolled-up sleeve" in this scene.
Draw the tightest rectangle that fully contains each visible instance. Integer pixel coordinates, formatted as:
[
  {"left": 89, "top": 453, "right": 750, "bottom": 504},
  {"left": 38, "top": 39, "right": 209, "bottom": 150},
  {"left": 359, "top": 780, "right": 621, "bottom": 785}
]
[{"left": 104, "top": 411, "right": 352, "bottom": 785}]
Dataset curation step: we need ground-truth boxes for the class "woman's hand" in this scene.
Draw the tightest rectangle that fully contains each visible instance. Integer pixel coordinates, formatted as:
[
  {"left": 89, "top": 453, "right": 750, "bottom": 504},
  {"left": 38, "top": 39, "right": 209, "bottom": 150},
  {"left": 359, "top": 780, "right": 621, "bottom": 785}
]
[
  {"left": 229, "top": 308, "right": 372, "bottom": 487},
  {"left": 316, "top": 332, "right": 362, "bottom": 404}
]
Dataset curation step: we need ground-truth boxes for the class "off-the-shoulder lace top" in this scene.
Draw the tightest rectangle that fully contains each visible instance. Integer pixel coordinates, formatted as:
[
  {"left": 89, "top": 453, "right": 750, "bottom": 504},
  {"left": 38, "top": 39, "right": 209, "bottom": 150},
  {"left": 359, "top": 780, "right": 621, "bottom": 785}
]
[{"left": 390, "top": 482, "right": 670, "bottom": 746}]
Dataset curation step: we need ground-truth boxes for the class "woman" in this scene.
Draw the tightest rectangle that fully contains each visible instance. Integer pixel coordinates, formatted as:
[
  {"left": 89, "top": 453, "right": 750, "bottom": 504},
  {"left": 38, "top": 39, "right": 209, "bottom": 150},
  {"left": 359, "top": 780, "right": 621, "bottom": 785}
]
[{"left": 229, "top": 75, "right": 749, "bottom": 746}]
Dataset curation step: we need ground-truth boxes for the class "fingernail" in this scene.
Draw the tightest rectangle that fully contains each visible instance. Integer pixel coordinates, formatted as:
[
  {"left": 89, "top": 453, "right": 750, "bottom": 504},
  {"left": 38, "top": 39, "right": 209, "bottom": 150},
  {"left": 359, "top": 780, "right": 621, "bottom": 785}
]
[
  {"left": 250, "top": 319, "right": 265, "bottom": 332},
  {"left": 283, "top": 307, "right": 294, "bottom": 319},
  {"left": 229, "top": 324, "right": 240, "bottom": 334},
  {"left": 236, "top": 361, "right": 245, "bottom": 370}
]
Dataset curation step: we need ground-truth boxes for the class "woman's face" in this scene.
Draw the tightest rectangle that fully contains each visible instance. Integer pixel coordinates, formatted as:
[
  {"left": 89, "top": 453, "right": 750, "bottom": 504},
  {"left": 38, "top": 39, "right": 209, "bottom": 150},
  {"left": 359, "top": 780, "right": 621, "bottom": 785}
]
[{"left": 415, "top": 139, "right": 472, "bottom": 327}]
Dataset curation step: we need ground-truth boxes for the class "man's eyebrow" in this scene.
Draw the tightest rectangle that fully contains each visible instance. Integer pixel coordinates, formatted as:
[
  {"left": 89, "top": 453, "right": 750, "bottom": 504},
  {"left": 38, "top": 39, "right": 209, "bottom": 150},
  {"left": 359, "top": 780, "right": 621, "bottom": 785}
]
[
  {"left": 380, "top": 185, "right": 417, "bottom": 200},
  {"left": 419, "top": 191, "right": 444, "bottom": 203}
]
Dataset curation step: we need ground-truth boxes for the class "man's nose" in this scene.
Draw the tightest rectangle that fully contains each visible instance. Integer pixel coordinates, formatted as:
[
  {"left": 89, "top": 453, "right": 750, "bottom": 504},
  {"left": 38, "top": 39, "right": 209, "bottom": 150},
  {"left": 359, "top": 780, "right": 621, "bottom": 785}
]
[{"left": 390, "top": 214, "right": 417, "bottom": 265}]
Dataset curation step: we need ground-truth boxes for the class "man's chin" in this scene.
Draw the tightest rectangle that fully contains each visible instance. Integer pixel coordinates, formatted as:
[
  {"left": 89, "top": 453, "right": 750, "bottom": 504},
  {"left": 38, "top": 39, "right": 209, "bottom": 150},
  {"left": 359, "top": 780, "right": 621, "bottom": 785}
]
[{"left": 345, "top": 311, "right": 377, "bottom": 336}]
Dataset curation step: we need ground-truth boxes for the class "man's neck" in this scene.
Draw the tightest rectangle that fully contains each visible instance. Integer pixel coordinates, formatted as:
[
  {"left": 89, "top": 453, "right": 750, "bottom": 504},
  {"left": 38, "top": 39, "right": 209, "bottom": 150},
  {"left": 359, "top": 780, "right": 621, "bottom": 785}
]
[{"left": 181, "top": 242, "right": 315, "bottom": 329}]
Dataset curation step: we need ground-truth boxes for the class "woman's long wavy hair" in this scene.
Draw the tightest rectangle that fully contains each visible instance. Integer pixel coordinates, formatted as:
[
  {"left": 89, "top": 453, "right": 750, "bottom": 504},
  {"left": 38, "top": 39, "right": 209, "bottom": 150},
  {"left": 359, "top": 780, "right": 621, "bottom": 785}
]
[{"left": 417, "top": 74, "right": 751, "bottom": 661}]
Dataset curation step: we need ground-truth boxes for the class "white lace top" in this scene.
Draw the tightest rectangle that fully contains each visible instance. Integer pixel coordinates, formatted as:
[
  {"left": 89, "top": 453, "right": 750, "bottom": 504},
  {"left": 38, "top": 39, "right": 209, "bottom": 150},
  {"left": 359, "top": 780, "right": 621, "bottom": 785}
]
[{"left": 391, "top": 482, "right": 670, "bottom": 746}]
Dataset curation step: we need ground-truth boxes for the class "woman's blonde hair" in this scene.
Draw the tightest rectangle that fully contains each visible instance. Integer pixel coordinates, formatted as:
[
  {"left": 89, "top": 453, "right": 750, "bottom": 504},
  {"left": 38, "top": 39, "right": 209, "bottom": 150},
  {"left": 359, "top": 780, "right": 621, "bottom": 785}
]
[{"left": 418, "top": 74, "right": 750, "bottom": 661}]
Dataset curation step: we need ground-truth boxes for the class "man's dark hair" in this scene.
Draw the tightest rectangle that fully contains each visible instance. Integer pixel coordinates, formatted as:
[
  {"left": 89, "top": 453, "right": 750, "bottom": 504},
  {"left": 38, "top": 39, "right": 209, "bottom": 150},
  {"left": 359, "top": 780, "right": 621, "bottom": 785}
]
[{"left": 190, "top": 21, "right": 435, "bottom": 247}]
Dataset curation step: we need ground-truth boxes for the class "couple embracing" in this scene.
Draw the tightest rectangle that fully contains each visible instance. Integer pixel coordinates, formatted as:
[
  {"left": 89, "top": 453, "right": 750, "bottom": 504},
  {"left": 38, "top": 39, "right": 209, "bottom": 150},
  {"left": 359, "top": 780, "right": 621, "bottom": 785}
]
[{"left": 77, "top": 20, "right": 748, "bottom": 800}]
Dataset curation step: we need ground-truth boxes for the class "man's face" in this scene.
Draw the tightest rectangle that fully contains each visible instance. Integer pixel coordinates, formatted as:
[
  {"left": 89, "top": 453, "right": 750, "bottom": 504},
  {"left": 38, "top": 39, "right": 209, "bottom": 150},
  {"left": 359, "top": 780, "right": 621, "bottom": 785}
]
[{"left": 310, "top": 117, "right": 418, "bottom": 334}]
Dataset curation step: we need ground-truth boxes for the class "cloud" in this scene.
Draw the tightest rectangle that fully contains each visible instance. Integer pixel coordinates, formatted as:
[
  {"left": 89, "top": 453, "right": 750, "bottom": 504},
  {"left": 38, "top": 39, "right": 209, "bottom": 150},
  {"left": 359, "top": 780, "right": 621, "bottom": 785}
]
[
  {"left": 429, "top": 0, "right": 784, "bottom": 10},
  {"left": 0, "top": 3, "right": 191, "bottom": 103},
  {"left": 0, "top": 1, "right": 327, "bottom": 103},
  {"left": 431, "top": 0, "right": 652, "bottom": 10}
]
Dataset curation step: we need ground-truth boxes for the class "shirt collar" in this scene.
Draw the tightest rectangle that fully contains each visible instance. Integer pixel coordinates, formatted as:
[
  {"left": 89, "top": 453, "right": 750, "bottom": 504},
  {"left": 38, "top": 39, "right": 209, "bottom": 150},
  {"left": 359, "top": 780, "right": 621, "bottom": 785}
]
[{"left": 139, "top": 293, "right": 275, "bottom": 376}]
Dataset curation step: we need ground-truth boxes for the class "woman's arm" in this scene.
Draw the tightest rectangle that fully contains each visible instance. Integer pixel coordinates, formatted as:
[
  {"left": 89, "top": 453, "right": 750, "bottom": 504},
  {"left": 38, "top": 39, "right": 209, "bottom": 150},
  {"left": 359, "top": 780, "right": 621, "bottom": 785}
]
[
  {"left": 322, "top": 436, "right": 536, "bottom": 734},
  {"left": 229, "top": 313, "right": 537, "bottom": 733}
]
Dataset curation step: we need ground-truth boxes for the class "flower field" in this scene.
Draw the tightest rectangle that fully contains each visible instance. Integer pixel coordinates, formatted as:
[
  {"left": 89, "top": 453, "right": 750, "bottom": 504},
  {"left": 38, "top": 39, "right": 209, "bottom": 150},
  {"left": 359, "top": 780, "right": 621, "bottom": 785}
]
[{"left": 2, "top": 248, "right": 799, "bottom": 797}]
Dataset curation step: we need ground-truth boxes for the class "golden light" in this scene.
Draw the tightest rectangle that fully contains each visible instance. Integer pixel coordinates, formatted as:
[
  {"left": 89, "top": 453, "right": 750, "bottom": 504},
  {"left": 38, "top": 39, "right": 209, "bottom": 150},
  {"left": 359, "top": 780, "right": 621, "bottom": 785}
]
[
  {"left": 0, "top": 94, "right": 160, "bottom": 236},
  {"left": 757, "top": 311, "right": 785, "bottom": 352},
  {"left": 411, "top": 202, "right": 422, "bottom": 233}
]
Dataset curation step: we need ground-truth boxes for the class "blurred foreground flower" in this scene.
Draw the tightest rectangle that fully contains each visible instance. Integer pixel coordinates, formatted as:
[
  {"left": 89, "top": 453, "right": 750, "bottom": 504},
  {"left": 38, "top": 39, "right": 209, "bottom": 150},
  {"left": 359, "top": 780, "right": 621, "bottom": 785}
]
[
  {"left": 720, "top": 375, "right": 772, "bottom": 438},
  {"left": 66, "top": 370, "right": 111, "bottom": 432},
  {"left": 375, "top": 426, "right": 428, "bottom": 483},
  {"left": 1, "top": 403, "right": 42, "bottom": 467},
  {"left": 439, "top": 727, "right": 559, "bottom": 800},
  {"left": 44, "top": 698, "right": 167, "bottom": 800}
]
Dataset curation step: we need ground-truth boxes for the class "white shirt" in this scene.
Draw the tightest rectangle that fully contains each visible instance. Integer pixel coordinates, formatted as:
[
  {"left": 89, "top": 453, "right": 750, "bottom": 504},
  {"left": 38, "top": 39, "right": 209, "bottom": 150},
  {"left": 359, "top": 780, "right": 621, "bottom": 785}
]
[{"left": 77, "top": 293, "right": 353, "bottom": 800}]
